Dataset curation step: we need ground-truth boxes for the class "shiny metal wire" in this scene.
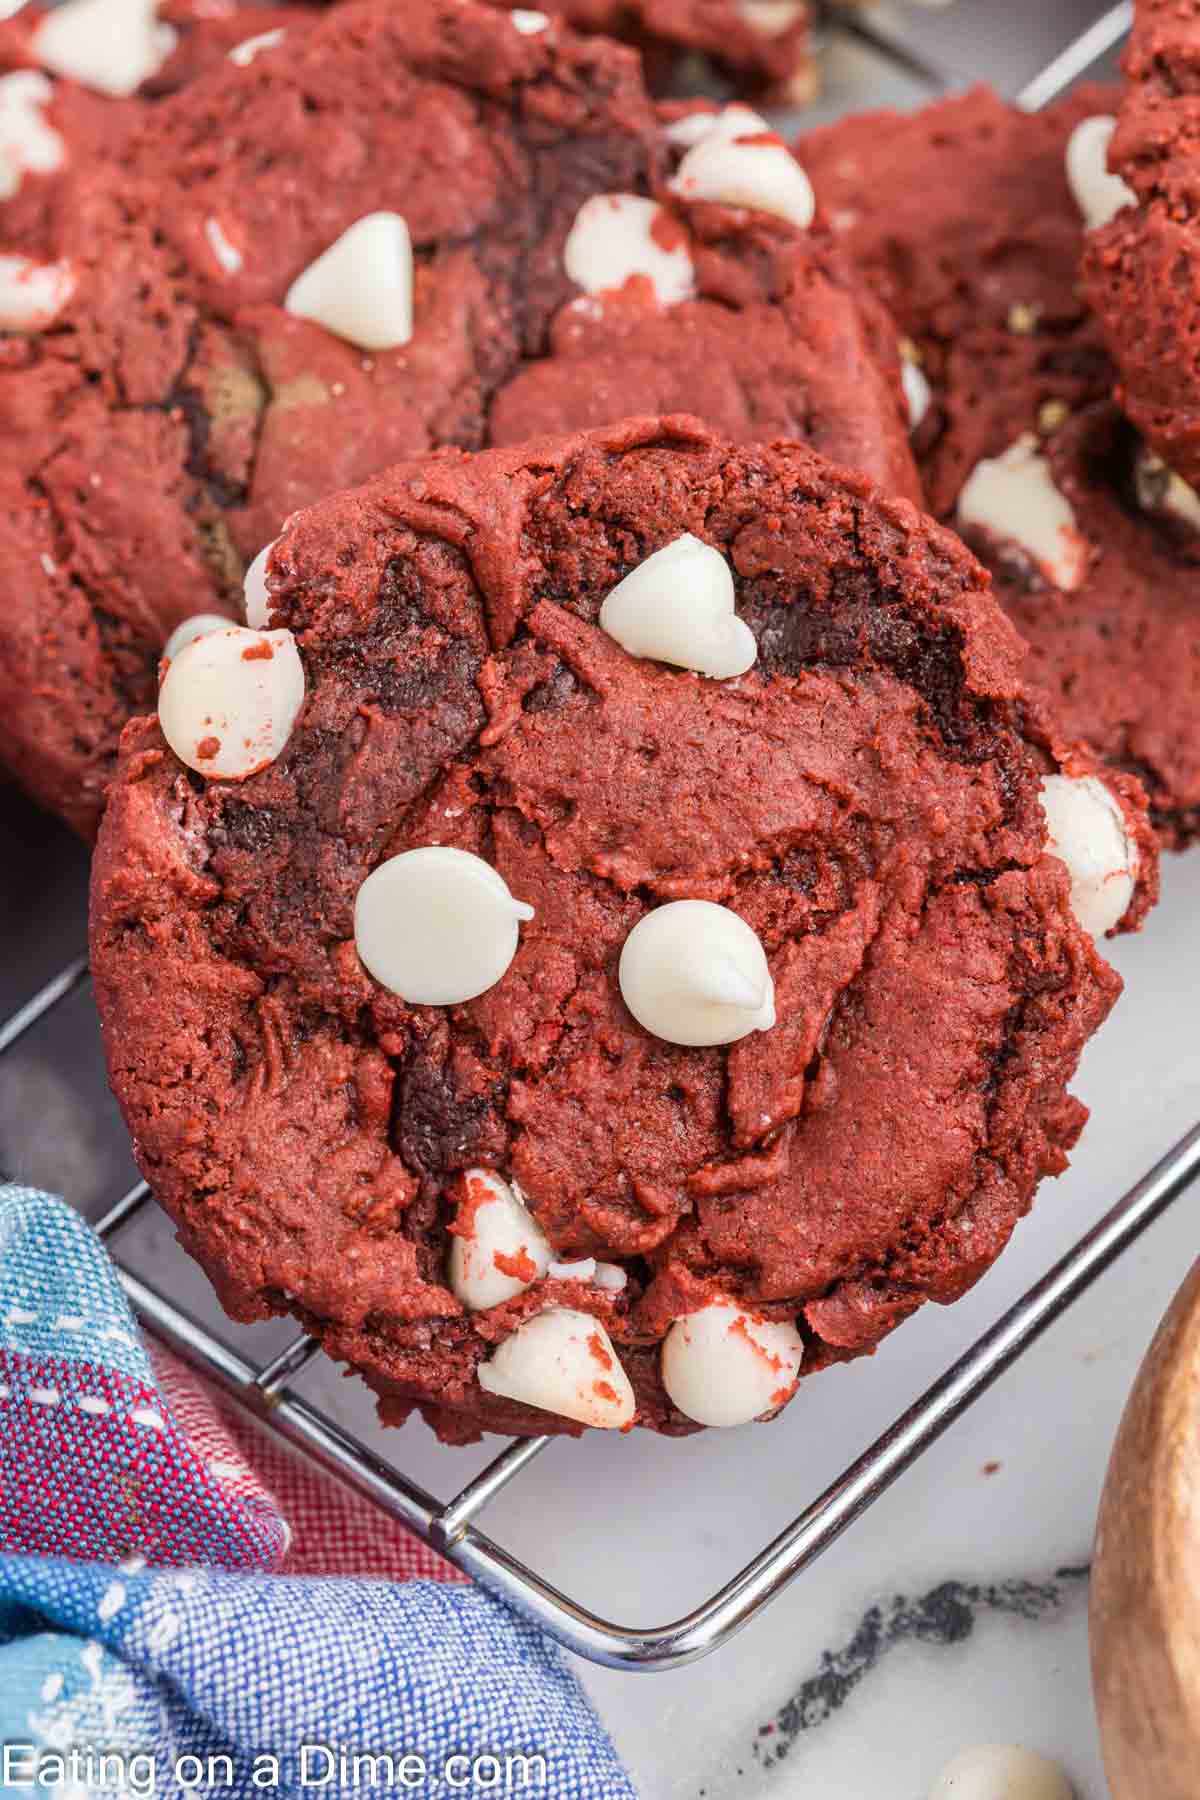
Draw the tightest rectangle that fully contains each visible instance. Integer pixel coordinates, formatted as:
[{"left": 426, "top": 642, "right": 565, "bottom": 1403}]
[{"left": 2, "top": 2, "right": 1168, "bottom": 1672}]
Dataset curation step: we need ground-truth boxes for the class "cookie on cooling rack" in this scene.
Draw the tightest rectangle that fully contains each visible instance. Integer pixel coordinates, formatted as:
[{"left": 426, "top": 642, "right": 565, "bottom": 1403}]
[
  {"left": 800, "top": 84, "right": 1200, "bottom": 848},
  {"left": 0, "top": 0, "right": 914, "bottom": 838},
  {"left": 0, "top": 0, "right": 301, "bottom": 256},
  {"left": 91, "top": 416, "right": 1151, "bottom": 1444},
  {"left": 479, "top": 0, "right": 814, "bottom": 101}
]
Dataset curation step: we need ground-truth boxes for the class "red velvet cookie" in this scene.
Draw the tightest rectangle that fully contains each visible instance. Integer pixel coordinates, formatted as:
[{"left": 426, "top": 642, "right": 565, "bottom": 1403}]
[
  {"left": 0, "top": 0, "right": 914, "bottom": 837},
  {"left": 0, "top": 0, "right": 300, "bottom": 255},
  {"left": 1082, "top": 0, "right": 1200, "bottom": 490},
  {"left": 479, "top": 0, "right": 813, "bottom": 101},
  {"left": 801, "top": 86, "right": 1200, "bottom": 846},
  {"left": 91, "top": 417, "right": 1146, "bottom": 1443}
]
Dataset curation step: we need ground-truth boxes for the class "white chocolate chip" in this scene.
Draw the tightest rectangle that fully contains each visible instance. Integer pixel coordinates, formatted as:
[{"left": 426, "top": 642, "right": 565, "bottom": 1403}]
[
  {"left": 670, "top": 131, "right": 814, "bottom": 229},
  {"left": 1007, "top": 302, "right": 1040, "bottom": 336},
  {"left": 664, "top": 103, "right": 770, "bottom": 152},
  {"left": 284, "top": 213, "right": 413, "bottom": 353},
  {"left": 242, "top": 541, "right": 275, "bottom": 628},
  {"left": 619, "top": 900, "right": 775, "bottom": 1048},
  {"left": 734, "top": 0, "right": 806, "bottom": 34},
  {"left": 929, "top": 1745, "right": 1073, "bottom": 1800},
  {"left": 1065, "top": 115, "right": 1135, "bottom": 232},
  {"left": 599, "top": 534, "right": 756, "bottom": 679},
  {"left": 354, "top": 846, "right": 534, "bottom": 1006},
  {"left": 448, "top": 1170, "right": 550, "bottom": 1311},
  {"left": 0, "top": 254, "right": 75, "bottom": 331},
  {"left": 204, "top": 217, "right": 243, "bottom": 275},
  {"left": 477, "top": 1309, "right": 635, "bottom": 1428},
  {"left": 157, "top": 625, "right": 304, "bottom": 780},
  {"left": 593, "top": 1261, "right": 628, "bottom": 1293},
  {"left": 228, "top": 27, "right": 286, "bottom": 66},
  {"left": 1040, "top": 774, "right": 1136, "bottom": 938},
  {"left": 510, "top": 8, "right": 549, "bottom": 30},
  {"left": 548, "top": 1257, "right": 597, "bottom": 1282},
  {"left": 957, "top": 437, "right": 1088, "bottom": 592},
  {"left": 161, "top": 613, "right": 230, "bottom": 664},
  {"left": 32, "top": 0, "right": 176, "bottom": 97},
  {"left": 662, "top": 1299, "right": 803, "bottom": 1428},
  {"left": 900, "top": 348, "right": 932, "bottom": 431},
  {"left": 0, "top": 72, "right": 65, "bottom": 202},
  {"left": 1135, "top": 447, "right": 1200, "bottom": 531},
  {"left": 563, "top": 194, "right": 695, "bottom": 308}
]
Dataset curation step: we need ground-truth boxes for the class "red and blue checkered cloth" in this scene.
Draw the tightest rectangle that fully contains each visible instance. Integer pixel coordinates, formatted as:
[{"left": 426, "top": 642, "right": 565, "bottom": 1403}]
[{"left": 0, "top": 1184, "right": 636, "bottom": 1797}]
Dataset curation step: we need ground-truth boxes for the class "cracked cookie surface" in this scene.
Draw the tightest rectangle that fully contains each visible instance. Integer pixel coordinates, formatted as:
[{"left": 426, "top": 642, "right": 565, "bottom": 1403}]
[
  {"left": 0, "top": 0, "right": 913, "bottom": 836},
  {"left": 92, "top": 416, "right": 1127, "bottom": 1442}
]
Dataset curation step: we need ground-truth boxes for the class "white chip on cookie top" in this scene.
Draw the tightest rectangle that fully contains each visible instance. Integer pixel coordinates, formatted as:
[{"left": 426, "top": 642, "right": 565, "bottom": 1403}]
[
  {"left": 31, "top": 0, "right": 177, "bottom": 97},
  {"left": 161, "top": 613, "right": 231, "bottom": 665},
  {"left": 0, "top": 72, "right": 65, "bottom": 203},
  {"left": 509, "top": 8, "right": 550, "bottom": 30},
  {"left": 957, "top": 436, "right": 1088, "bottom": 592},
  {"left": 548, "top": 1257, "right": 596, "bottom": 1282},
  {"left": 599, "top": 534, "right": 756, "bottom": 679},
  {"left": 1135, "top": 448, "right": 1200, "bottom": 532},
  {"left": 205, "top": 217, "right": 243, "bottom": 276},
  {"left": 670, "top": 127, "right": 815, "bottom": 229},
  {"left": 664, "top": 104, "right": 770, "bottom": 152},
  {"left": 157, "top": 625, "right": 304, "bottom": 780},
  {"left": 1039, "top": 774, "right": 1136, "bottom": 939},
  {"left": 734, "top": 0, "right": 806, "bottom": 34},
  {"left": 448, "top": 1170, "right": 551, "bottom": 1311},
  {"left": 619, "top": 900, "right": 775, "bottom": 1048},
  {"left": 477, "top": 1309, "right": 635, "bottom": 1428},
  {"left": 242, "top": 541, "right": 276, "bottom": 629},
  {"left": 563, "top": 194, "right": 695, "bottom": 308},
  {"left": 900, "top": 346, "right": 932, "bottom": 431},
  {"left": 1065, "top": 115, "right": 1135, "bottom": 232},
  {"left": 0, "top": 254, "right": 75, "bottom": 331},
  {"left": 593, "top": 1261, "right": 628, "bottom": 1293},
  {"left": 661, "top": 1299, "right": 803, "bottom": 1428},
  {"left": 228, "top": 27, "right": 286, "bottom": 67},
  {"left": 354, "top": 846, "right": 534, "bottom": 1007},
  {"left": 285, "top": 213, "right": 413, "bottom": 352},
  {"left": 928, "top": 1745, "right": 1074, "bottom": 1800}
]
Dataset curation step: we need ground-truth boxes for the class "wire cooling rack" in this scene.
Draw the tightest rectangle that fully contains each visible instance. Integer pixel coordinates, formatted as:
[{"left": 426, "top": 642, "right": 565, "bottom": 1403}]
[{"left": 4, "top": 0, "right": 1184, "bottom": 1676}]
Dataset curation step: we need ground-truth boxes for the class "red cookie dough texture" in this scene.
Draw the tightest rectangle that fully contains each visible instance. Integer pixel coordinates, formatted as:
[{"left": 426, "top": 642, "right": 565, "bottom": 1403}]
[
  {"left": 92, "top": 417, "right": 1141, "bottom": 1443},
  {"left": 0, "top": 0, "right": 300, "bottom": 255},
  {"left": 801, "top": 85, "right": 1200, "bottom": 848},
  {"left": 1083, "top": 0, "right": 1200, "bottom": 490},
  {"left": 480, "top": 0, "right": 814, "bottom": 101},
  {"left": 0, "top": 0, "right": 912, "bottom": 837}
]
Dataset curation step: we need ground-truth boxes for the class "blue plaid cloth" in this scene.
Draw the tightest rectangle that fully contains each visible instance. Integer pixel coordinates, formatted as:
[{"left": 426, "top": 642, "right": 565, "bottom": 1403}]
[{"left": 0, "top": 1186, "right": 637, "bottom": 1798}]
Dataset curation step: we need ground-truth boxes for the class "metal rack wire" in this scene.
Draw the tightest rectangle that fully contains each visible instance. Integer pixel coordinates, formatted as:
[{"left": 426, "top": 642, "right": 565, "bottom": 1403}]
[{"left": 3, "top": 0, "right": 1177, "bottom": 1676}]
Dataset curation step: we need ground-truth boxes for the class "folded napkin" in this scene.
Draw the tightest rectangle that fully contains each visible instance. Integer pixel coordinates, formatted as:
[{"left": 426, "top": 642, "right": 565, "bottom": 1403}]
[{"left": 0, "top": 1184, "right": 637, "bottom": 1798}]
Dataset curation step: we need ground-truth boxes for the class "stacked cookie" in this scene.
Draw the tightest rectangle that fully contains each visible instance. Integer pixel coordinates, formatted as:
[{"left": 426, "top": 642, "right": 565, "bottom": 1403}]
[
  {"left": 0, "top": 0, "right": 1177, "bottom": 1439},
  {"left": 802, "top": 81, "right": 1200, "bottom": 846}
]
